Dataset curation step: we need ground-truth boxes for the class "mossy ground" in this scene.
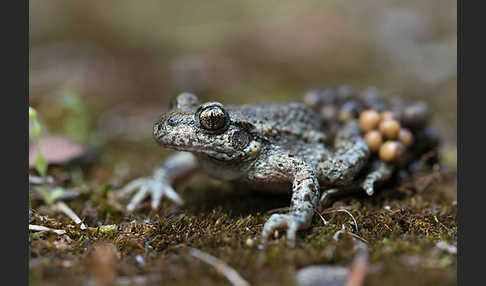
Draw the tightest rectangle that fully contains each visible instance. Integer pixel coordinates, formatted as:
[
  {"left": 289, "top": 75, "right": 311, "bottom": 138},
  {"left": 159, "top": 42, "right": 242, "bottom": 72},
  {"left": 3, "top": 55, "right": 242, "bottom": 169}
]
[{"left": 29, "top": 143, "right": 456, "bottom": 286}]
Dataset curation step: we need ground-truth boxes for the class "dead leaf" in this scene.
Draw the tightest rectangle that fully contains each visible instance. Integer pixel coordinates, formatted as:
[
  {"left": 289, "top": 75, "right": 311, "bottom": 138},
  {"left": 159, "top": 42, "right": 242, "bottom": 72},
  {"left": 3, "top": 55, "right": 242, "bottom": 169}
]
[{"left": 29, "top": 135, "right": 85, "bottom": 168}]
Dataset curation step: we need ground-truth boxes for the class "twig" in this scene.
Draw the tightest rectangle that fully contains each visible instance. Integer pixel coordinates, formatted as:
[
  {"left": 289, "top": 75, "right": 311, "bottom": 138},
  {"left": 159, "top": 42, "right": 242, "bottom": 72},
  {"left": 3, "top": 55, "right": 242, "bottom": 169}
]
[
  {"left": 382, "top": 223, "right": 392, "bottom": 232},
  {"left": 434, "top": 215, "right": 450, "bottom": 232},
  {"left": 265, "top": 207, "right": 290, "bottom": 214},
  {"left": 53, "top": 201, "right": 86, "bottom": 230},
  {"left": 188, "top": 248, "right": 250, "bottom": 286},
  {"left": 345, "top": 252, "right": 369, "bottom": 286},
  {"left": 29, "top": 175, "right": 54, "bottom": 185},
  {"left": 416, "top": 174, "right": 438, "bottom": 193},
  {"left": 345, "top": 233, "right": 368, "bottom": 244},
  {"left": 313, "top": 208, "right": 328, "bottom": 225},
  {"left": 333, "top": 225, "right": 346, "bottom": 241},
  {"left": 57, "top": 189, "right": 81, "bottom": 200},
  {"left": 322, "top": 208, "right": 359, "bottom": 232},
  {"left": 333, "top": 225, "right": 368, "bottom": 244},
  {"left": 29, "top": 224, "right": 66, "bottom": 235}
]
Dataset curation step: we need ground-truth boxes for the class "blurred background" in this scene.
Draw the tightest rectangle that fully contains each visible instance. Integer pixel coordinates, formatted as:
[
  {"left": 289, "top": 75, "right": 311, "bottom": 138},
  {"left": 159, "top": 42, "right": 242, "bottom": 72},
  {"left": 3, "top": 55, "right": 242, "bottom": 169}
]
[{"left": 29, "top": 0, "right": 456, "bottom": 174}]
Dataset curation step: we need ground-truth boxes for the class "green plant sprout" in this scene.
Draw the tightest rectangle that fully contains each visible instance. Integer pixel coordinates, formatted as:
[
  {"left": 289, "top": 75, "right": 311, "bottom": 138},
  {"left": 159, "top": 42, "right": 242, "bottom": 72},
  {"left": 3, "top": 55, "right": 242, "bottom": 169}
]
[
  {"left": 58, "top": 90, "right": 103, "bottom": 146},
  {"left": 29, "top": 106, "right": 48, "bottom": 179},
  {"left": 36, "top": 187, "right": 65, "bottom": 206}
]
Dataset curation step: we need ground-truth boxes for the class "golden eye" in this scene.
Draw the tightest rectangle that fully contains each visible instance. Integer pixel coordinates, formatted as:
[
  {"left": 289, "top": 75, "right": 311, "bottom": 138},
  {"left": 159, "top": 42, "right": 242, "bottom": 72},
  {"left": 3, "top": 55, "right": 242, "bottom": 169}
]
[{"left": 198, "top": 105, "right": 228, "bottom": 131}]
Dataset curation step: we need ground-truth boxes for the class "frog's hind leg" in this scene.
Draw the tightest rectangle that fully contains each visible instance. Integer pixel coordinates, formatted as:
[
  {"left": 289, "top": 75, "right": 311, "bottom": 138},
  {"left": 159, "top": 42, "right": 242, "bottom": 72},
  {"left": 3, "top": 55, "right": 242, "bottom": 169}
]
[
  {"left": 318, "top": 120, "right": 370, "bottom": 185},
  {"left": 361, "top": 161, "right": 394, "bottom": 196},
  {"left": 318, "top": 161, "right": 394, "bottom": 210}
]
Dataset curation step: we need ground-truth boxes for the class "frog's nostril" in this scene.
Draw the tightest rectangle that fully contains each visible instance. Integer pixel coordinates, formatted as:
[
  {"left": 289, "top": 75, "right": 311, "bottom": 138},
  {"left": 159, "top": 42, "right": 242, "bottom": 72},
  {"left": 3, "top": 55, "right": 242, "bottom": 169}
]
[{"left": 154, "top": 122, "right": 163, "bottom": 133}]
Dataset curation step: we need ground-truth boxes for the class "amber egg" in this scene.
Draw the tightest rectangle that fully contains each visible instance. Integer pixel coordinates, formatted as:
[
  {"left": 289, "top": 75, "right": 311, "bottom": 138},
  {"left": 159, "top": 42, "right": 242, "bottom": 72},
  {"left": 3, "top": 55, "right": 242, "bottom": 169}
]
[
  {"left": 364, "top": 130, "right": 383, "bottom": 153},
  {"left": 359, "top": 110, "right": 381, "bottom": 132},
  {"left": 379, "top": 119, "right": 401, "bottom": 139},
  {"left": 380, "top": 111, "right": 396, "bottom": 121},
  {"left": 379, "top": 141, "right": 405, "bottom": 163},
  {"left": 398, "top": 128, "right": 414, "bottom": 147}
]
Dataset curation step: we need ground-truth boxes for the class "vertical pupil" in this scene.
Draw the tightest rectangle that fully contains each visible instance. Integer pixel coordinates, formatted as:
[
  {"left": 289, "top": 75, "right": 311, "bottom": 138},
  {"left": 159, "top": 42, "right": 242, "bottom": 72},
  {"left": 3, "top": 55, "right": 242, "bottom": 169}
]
[{"left": 210, "top": 110, "right": 218, "bottom": 127}]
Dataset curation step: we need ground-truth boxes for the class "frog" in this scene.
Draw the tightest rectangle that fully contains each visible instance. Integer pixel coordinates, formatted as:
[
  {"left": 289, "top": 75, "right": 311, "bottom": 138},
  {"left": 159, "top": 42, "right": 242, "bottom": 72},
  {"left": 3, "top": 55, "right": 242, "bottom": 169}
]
[{"left": 119, "top": 92, "right": 397, "bottom": 247}]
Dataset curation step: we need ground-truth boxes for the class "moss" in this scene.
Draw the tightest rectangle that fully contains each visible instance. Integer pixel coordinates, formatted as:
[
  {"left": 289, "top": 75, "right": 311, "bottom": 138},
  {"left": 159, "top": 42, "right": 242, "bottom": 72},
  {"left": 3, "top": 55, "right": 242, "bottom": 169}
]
[{"left": 29, "top": 148, "right": 456, "bottom": 286}]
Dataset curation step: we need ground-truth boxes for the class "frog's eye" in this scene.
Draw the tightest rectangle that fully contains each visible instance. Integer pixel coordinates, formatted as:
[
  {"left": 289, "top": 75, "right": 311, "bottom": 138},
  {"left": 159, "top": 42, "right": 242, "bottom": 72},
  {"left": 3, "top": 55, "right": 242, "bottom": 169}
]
[{"left": 197, "top": 104, "right": 229, "bottom": 132}]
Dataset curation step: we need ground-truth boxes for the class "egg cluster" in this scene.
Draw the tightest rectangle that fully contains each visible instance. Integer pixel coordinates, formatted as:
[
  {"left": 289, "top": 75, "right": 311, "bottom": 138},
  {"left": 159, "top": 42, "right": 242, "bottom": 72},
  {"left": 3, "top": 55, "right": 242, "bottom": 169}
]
[
  {"left": 303, "top": 86, "right": 439, "bottom": 171},
  {"left": 359, "top": 110, "right": 414, "bottom": 165}
]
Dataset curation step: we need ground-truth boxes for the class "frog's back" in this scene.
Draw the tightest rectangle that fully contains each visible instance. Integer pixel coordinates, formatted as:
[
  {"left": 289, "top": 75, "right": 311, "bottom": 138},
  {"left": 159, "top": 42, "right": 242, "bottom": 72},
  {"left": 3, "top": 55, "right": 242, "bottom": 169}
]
[{"left": 226, "top": 102, "right": 325, "bottom": 144}]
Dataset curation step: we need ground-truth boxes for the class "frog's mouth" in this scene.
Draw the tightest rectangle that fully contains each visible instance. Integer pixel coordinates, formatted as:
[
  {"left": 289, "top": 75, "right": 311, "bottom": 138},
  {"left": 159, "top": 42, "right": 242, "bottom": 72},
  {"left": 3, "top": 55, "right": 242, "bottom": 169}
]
[{"left": 156, "top": 140, "right": 242, "bottom": 161}]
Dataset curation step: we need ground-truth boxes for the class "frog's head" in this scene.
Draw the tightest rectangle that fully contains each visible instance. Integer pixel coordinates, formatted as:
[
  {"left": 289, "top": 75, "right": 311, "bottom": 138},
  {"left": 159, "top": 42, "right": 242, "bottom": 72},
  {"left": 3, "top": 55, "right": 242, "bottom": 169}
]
[{"left": 153, "top": 93, "right": 263, "bottom": 162}]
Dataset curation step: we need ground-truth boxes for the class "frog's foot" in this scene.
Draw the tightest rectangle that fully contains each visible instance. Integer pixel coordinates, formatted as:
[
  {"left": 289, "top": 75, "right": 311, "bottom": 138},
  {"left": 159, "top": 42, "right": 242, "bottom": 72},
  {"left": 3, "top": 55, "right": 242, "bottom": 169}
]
[
  {"left": 361, "top": 161, "right": 394, "bottom": 196},
  {"left": 118, "top": 177, "right": 184, "bottom": 212},
  {"left": 261, "top": 214, "right": 309, "bottom": 248}
]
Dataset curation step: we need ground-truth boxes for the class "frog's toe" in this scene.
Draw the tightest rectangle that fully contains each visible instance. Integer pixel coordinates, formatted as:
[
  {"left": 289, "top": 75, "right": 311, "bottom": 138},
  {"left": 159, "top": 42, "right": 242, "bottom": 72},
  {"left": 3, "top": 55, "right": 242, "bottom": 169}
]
[
  {"left": 150, "top": 184, "right": 163, "bottom": 209},
  {"left": 285, "top": 221, "right": 299, "bottom": 248},
  {"left": 262, "top": 214, "right": 288, "bottom": 240},
  {"left": 150, "top": 183, "right": 184, "bottom": 209},
  {"left": 261, "top": 214, "right": 300, "bottom": 247},
  {"left": 120, "top": 178, "right": 184, "bottom": 212},
  {"left": 118, "top": 178, "right": 149, "bottom": 197},
  {"left": 361, "top": 181, "right": 375, "bottom": 196},
  {"left": 126, "top": 184, "right": 150, "bottom": 212}
]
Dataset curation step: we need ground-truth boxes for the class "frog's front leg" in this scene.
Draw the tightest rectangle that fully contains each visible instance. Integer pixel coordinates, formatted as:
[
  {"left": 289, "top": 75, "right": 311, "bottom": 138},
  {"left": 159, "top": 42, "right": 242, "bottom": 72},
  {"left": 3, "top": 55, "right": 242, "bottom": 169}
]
[
  {"left": 118, "top": 152, "right": 199, "bottom": 212},
  {"left": 258, "top": 152, "right": 320, "bottom": 247}
]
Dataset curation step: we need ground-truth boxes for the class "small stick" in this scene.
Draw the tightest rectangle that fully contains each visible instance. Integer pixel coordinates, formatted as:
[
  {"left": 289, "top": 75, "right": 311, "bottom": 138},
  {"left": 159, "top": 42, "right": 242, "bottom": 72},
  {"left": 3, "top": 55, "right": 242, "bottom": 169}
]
[
  {"left": 333, "top": 225, "right": 346, "bottom": 241},
  {"left": 313, "top": 208, "right": 328, "bottom": 225},
  {"left": 29, "top": 175, "right": 54, "bottom": 185},
  {"left": 345, "top": 252, "right": 369, "bottom": 286},
  {"left": 322, "top": 208, "right": 359, "bottom": 232},
  {"left": 345, "top": 232, "right": 368, "bottom": 244},
  {"left": 434, "top": 215, "right": 450, "bottom": 232},
  {"left": 266, "top": 207, "right": 290, "bottom": 214},
  {"left": 29, "top": 224, "right": 66, "bottom": 235},
  {"left": 54, "top": 201, "right": 86, "bottom": 230},
  {"left": 188, "top": 248, "right": 250, "bottom": 286},
  {"left": 333, "top": 225, "right": 368, "bottom": 244}
]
